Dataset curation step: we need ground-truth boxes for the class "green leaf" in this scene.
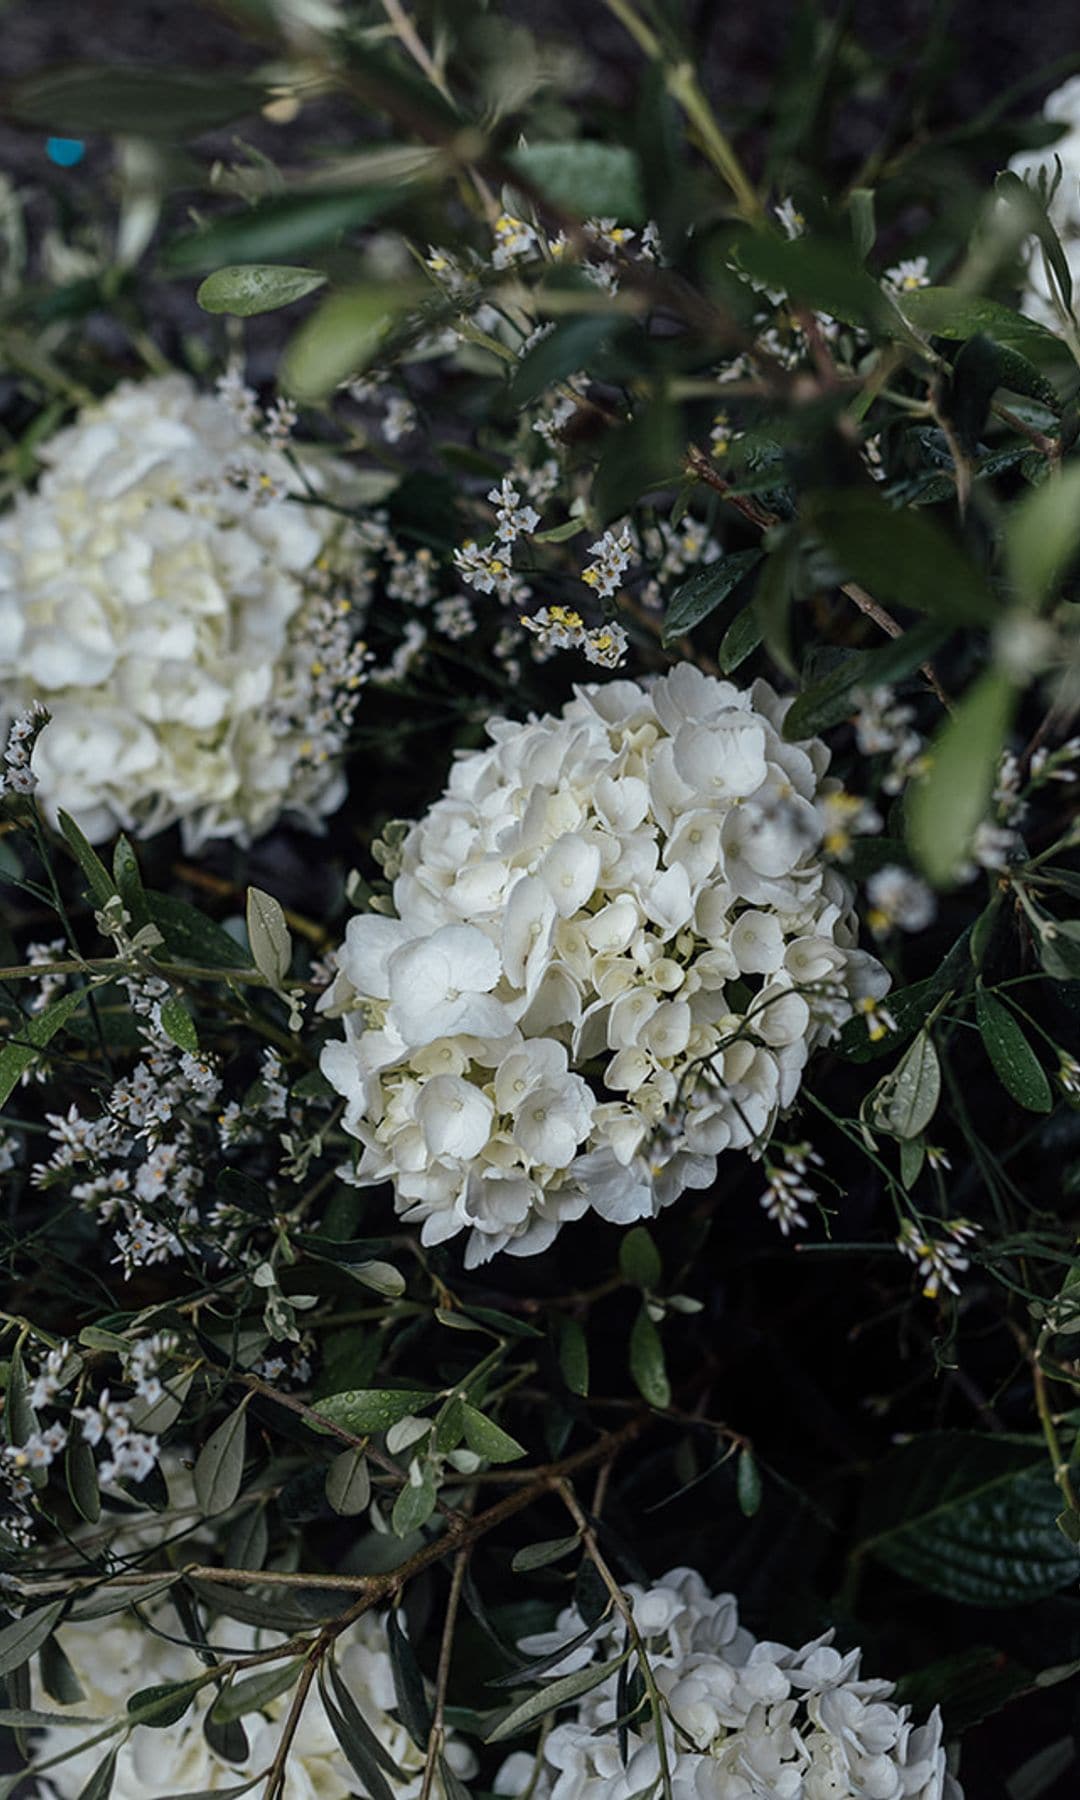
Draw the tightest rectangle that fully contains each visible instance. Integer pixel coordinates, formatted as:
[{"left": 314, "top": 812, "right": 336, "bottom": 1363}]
[
  {"left": 0, "top": 987, "right": 87, "bottom": 1110},
  {"left": 899, "top": 1138, "right": 926, "bottom": 1190},
  {"left": 57, "top": 810, "right": 115, "bottom": 908},
  {"left": 386, "top": 1606, "right": 432, "bottom": 1749},
  {"left": 164, "top": 189, "right": 398, "bottom": 276},
  {"left": 245, "top": 887, "right": 292, "bottom": 988},
  {"left": 0, "top": 1601, "right": 64, "bottom": 1678},
  {"left": 311, "top": 1389, "right": 436, "bottom": 1436},
  {"left": 754, "top": 528, "right": 800, "bottom": 677},
  {"left": 856, "top": 1433, "right": 1080, "bottom": 1605},
  {"left": 40, "top": 1633, "right": 85, "bottom": 1707},
  {"left": 949, "top": 335, "right": 1060, "bottom": 457},
  {"left": 509, "top": 315, "right": 626, "bottom": 407},
  {"left": 871, "top": 1030, "right": 942, "bottom": 1139},
  {"left": 347, "top": 1260, "right": 406, "bottom": 1298},
  {"left": 197, "top": 264, "right": 328, "bottom": 318},
  {"left": 628, "top": 1305, "right": 671, "bottom": 1409},
  {"left": 805, "top": 490, "right": 995, "bottom": 626},
  {"left": 65, "top": 1432, "right": 101, "bottom": 1524},
  {"left": 718, "top": 598, "right": 763, "bottom": 672},
  {"left": 282, "top": 285, "right": 405, "bottom": 403},
  {"left": 897, "top": 287, "right": 1068, "bottom": 372},
  {"left": 507, "top": 142, "right": 645, "bottom": 221},
  {"left": 145, "top": 892, "right": 251, "bottom": 971},
  {"left": 392, "top": 1467, "right": 438, "bottom": 1536},
  {"left": 1038, "top": 918, "right": 1080, "bottom": 980},
  {"left": 661, "top": 549, "right": 764, "bottom": 645},
  {"left": 158, "top": 998, "right": 199, "bottom": 1055},
  {"left": 975, "top": 986, "right": 1053, "bottom": 1112},
  {"left": 321, "top": 1676, "right": 396, "bottom": 1800},
  {"left": 485, "top": 1649, "right": 630, "bottom": 1743},
  {"left": 556, "top": 1318, "right": 589, "bottom": 1397},
  {"left": 734, "top": 232, "right": 895, "bottom": 332},
  {"left": 7, "top": 67, "right": 261, "bottom": 137},
  {"left": 461, "top": 1405, "right": 527, "bottom": 1464},
  {"left": 325, "top": 1447, "right": 371, "bottom": 1516},
  {"left": 75, "top": 1747, "right": 118, "bottom": 1800},
  {"left": 212, "top": 1661, "right": 302, "bottom": 1725},
  {"left": 907, "top": 667, "right": 1017, "bottom": 887},
  {"left": 736, "top": 1448, "right": 762, "bottom": 1518},
  {"left": 592, "top": 401, "right": 682, "bottom": 525},
  {"left": 511, "top": 1535, "right": 581, "bottom": 1573},
  {"left": 782, "top": 621, "right": 948, "bottom": 740},
  {"left": 850, "top": 187, "right": 876, "bottom": 260},
  {"left": 193, "top": 1407, "right": 247, "bottom": 1517},
  {"left": 128, "top": 1367, "right": 195, "bottom": 1434},
  {"left": 328, "top": 1654, "right": 403, "bottom": 1784},
  {"left": 618, "top": 1226, "right": 662, "bottom": 1290},
  {"left": 1006, "top": 462, "right": 1080, "bottom": 608},
  {"left": 128, "top": 1678, "right": 204, "bottom": 1728},
  {"left": 111, "top": 835, "right": 148, "bottom": 929}
]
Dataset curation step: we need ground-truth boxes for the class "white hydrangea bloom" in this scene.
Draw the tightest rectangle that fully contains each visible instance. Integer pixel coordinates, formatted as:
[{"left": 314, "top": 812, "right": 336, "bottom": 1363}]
[
  {"left": 1007, "top": 75, "right": 1080, "bottom": 328},
  {"left": 495, "top": 1567, "right": 961, "bottom": 1800},
  {"left": 34, "top": 1603, "right": 475, "bottom": 1800},
  {"left": 0, "top": 373, "right": 372, "bottom": 849},
  {"left": 321, "top": 667, "right": 888, "bottom": 1265}
]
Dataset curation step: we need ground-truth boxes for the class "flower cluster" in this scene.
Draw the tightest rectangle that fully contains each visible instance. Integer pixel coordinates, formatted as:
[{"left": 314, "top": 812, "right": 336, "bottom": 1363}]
[
  {"left": 897, "top": 1217, "right": 981, "bottom": 1301},
  {"left": 0, "top": 373, "right": 372, "bottom": 849},
  {"left": 321, "top": 667, "right": 888, "bottom": 1264},
  {"left": 33, "top": 1598, "right": 476, "bottom": 1800},
  {"left": 495, "top": 1566, "right": 959, "bottom": 1800}
]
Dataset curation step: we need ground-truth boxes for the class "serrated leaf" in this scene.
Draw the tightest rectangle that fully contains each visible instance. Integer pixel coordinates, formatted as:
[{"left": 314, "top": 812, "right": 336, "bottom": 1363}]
[
  {"left": 661, "top": 549, "right": 763, "bottom": 644},
  {"left": 158, "top": 998, "right": 199, "bottom": 1055},
  {"left": 628, "top": 1305, "right": 670, "bottom": 1409},
  {"left": 386, "top": 1606, "right": 432, "bottom": 1749},
  {"left": 618, "top": 1226, "right": 662, "bottom": 1290},
  {"left": 975, "top": 986, "right": 1053, "bottom": 1112},
  {"left": 485, "top": 1648, "right": 630, "bottom": 1743},
  {"left": 197, "top": 264, "right": 327, "bottom": 317},
  {"left": 856, "top": 1433, "right": 1080, "bottom": 1605},
  {"left": 325, "top": 1447, "right": 371, "bottom": 1515},
  {"left": 245, "top": 887, "right": 291, "bottom": 988},
  {"left": 193, "top": 1407, "right": 247, "bottom": 1516},
  {"left": 511, "top": 1535, "right": 581, "bottom": 1573},
  {"left": 0, "top": 987, "right": 88, "bottom": 1108},
  {"left": 872, "top": 1031, "right": 941, "bottom": 1140},
  {"left": 312, "top": 1389, "right": 435, "bottom": 1436},
  {"left": 461, "top": 1404, "right": 526, "bottom": 1464},
  {"left": 0, "top": 1600, "right": 64, "bottom": 1678},
  {"left": 907, "top": 668, "right": 1016, "bottom": 887}
]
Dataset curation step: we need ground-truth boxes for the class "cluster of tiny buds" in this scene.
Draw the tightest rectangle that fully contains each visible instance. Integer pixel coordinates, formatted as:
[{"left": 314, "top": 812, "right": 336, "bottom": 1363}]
[
  {"left": 0, "top": 702, "right": 50, "bottom": 798},
  {"left": 897, "top": 1216, "right": 981, "bottom": 1300},
  {"left": 759, "top": 1140, "right": 825, "bottom": 1235}
]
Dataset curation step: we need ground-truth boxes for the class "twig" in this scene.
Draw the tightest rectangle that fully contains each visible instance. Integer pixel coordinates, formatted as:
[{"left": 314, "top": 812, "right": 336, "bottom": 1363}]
[{"left": 419, "top": 1548, "right": 469, "bottom": 1800}]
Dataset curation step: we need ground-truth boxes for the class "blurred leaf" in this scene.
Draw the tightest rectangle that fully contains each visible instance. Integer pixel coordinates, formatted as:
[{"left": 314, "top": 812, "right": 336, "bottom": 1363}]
[
  {"left": 485, "top": 1649, "right": 630, "bottom": 1742},
  {"left": 907, "top": 668, "right": 1016, "bottom": 886},
  {"left": 0, "top": 1602, "right": 64, "bottom": 1678},
  {"left": 783, "top": 619, "right": 947, "bottom": 740},
  {"left": 754, "top": 529, "right": 800, "bottom": 677},
  {"left": 509, "top": 315, "right": 625, "bottom": 407},
  {"left": 7, "top": 66, "right": 261, "bottom": 137},
  {"left": 282, "top": 285, "right": 408, "bottom": 402},
  {"left": 629, "top": 1305, "right": 671, "bottom": 1409},
  {"left": 898, "top": 287, "right": 1067, "bottom": 372},
  {"left": 850, "top": 188, "right": 876, "bottom": 260},
  {"left": 1006, "top": 462, "right": 1080, "bottom": 607},
  {"left": 194, "top": 1406, "right": 247, "bottom": 1517},
  {"left": 858, "top": 1434, "right": 1080, "bottom": 1605},
  {"left": 736, "top": 1448, "right": 762, "bottom": 1518},
  {"left": 976, "top": 986, "right": 1053, "bottom": 1112},
  {"left": 461, "top": 1404, "right": 526, "bottom": 1464},
  {"left": 197, "top": 264, "right": 327, "bottom": 318},
  {"left": 165, "top": 189, "right": 397, "bottom": 275},
  {"left": 325, "top": 1448, "right": 371, "bottom": 1516},
  {"left": 511, "top": 1535, "right": 581, "bottom": 1573},
  {"left": 949, "top": 336, "right": 1060, "bottom": 458},
  {"left": 0, "top": 988, "right": 87, "bottom": 1110},
  {"left": 805, "top": 490, "right": 995, "bottom": 626},
  {"left": 312, "top": 1389, "right": 435, "bottom": 1436},
  {"left": 507, "top": 142, "right": 645, "bottom": 220},
  {"left": 661, "top": 549, "right": 763, "bottom": 645},
  {"left": 619, "top": 1226, "right": 662, "bottom": 1290},
  {"left": 593, "top": 401, "right": 682, "bottom": 524},
  {"left": 735, "top": 232, "right": 898, "bottom": 331}
]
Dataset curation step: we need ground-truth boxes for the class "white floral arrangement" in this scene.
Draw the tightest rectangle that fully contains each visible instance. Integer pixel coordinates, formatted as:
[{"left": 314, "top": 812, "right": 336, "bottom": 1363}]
[
  {"left": 320, "top": 666, "right": 889, "bottom": 1265},
  {"left": 0, "top": 372, "right": 371, "bottom": 849},
  {"left": 33, "top": 1602, "right": 476, "bottom": 1800},
  {"left": 495, "top": 1566, "right": 960, "bottom": 1800},
  {"left": 1007, "top": 74, "right": 1080, "bottom": 329}
]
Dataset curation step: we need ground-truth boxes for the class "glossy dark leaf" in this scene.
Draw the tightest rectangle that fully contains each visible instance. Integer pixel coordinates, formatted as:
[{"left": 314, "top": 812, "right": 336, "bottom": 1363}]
[
  {"left": 386, "top": 1605, "right": 433, "bottom": 1749},
  {"left": 975, "top": 986, "right": 1053, "bottom": 1112},
  {"left": 661, "top": 549, "right": 764, "bottom": 644}
]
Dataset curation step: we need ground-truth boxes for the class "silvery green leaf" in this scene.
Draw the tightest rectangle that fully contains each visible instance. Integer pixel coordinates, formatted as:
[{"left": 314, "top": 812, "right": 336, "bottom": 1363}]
[
  {"left": 194, "top": 1406, "right": 247, "bottom": 1516},
  {"left": 245, "top": 887, "right": 292, "bottom": 989}
]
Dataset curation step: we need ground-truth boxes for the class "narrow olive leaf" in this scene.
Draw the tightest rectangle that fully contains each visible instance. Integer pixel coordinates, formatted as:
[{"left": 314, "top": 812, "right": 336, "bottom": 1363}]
[
  {"left": 907, "top": 668, "right": 1016, "bottom": 887},
  {"left": 899, "top": 1138, "right": 925, "bottom": 1190},
  {"left": 736, "top": 1448, "right": 762, "bottom": 1518},
  {"left": 164, "top": 188, "right": 399, "bottom": 276},
  {"left": 69, "top": 1575, "right": 181, "bottom": 1622},
  {"left": 439, "top": 1754, "right": 474, "bottom": 1800},
  {"left": 1005, "top": 462, "right": 1080, "bottom": 608},
  {"left": 628, "top": 1305, "right": 671, "bottom": 1409},
  {"left": 211, "top": 1661, "right": 303, "bottom": 1725},
  {"left": 872, "top": 1031, "right": 942, "bottom": 1140},
  {"left": 0, "top": 1707, "right": 101, "bottom": 1729},
  {"left": 460, "top": 1404, "right": 527, "bottom": 1464},
  {"left": 325, "top": 1447, "right": 371, "bottom": 1516},
  {"left": 511, "top": 1535, "right": 581, "bottom": 1573},
  {"left": 386, "top": 1606, "right": 433, "bottom": 1749},
  {"left": 245, "top": 887, "right": 291, "bottom": 989},
  {"left": 485, "top": 1614, "right": 608, "bottom": 1689},
  {"left": 555, "top": 1318, "right": 589, "bottom": 1397},
  {"left": 158, "top": 997, "right": 199, "bottom": 1055},
  {"left": 485, "top": 1649, "right": 631, "bottom": 1743},
  {"left": 196, "top": 264, "right": 328, "bottom": 318},
  {"left": 326, "top": 1655, "right": 412, "bottom": 1784},
  {"left": 321, "top": 1679, "right": 396, "bottom": 1800},
  {"left": 194, "top": 1407, "right": 247, "bottom": 1516},
  {"left": 346, "top": 1260, "right": 406, "bottom": 1297},
  {"left": 75, "top": 1747, "right": 118, "bottom": 1800},
  {"left": 0, "top": 1600, "right": 64, "bottom": 1678},
  {"left": 1039, "top": 918, "right": 1080, "bottom": 980},
  {"left": 8, "top": 67, "right": 260, "bottom": 137},
  {"left": 128, "top": 1678, "right": 205, "bottom": 1727},
  {"left": 311, "top": 1389, "right": 435, "bottom": 1436},
  {"left": 975, "top": 986, "right": 1053, "bottom": 1113},
  {"left": 509, "top": 316, "right": 624, "bottom": 408},
  {"left": 128, "top": 1367, "right": 195, "bottom": 1435},
  {"left": 40, "top": 1633, "right": 85, "bottom": 1707},
  {"left": 754, "top": 529, "right": 800, "bottom": 677},
  {"left": 57, "top": 810, "right": 116, "bottom": 908},
  {"left": 203, "top": 1709, "right": 250, "bottom": 1766},
  {"left": 0, "top": 987, "right": 87, "bottom": 1109},
  {"left": 619, "top": 1226, "right": 662, "bottom": 1290},
  {"left": 5, "top": 1341, "right": 37, "bottom": 1446},
  {"left": 661, "top": 548, "right": 764, "bottom": 645},
  {"left": 718, "top": 598, "right": 763, "bottom": 673},
  {"left": 111, "top": 834, "right": 148, "bottom": 928},
  {"left": 155, "top": 1777, "right": 269, "bottom": 1800}
]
